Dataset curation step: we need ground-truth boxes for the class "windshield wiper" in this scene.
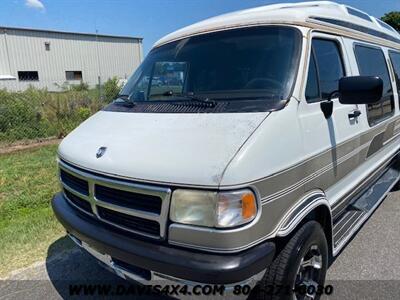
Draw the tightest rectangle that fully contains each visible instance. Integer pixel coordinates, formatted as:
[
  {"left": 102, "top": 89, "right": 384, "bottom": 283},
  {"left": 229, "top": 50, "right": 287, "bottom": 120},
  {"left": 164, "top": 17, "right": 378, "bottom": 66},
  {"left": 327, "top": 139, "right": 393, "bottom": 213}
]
[
  {"left": 156, "top": 91, "right": 217, "bottom": 108},
  {"left": 179, "top": 96, "right": 217, "bottom": 108},
  {"left": 114, "top": 94, "right": 135, "bottom": 107}
]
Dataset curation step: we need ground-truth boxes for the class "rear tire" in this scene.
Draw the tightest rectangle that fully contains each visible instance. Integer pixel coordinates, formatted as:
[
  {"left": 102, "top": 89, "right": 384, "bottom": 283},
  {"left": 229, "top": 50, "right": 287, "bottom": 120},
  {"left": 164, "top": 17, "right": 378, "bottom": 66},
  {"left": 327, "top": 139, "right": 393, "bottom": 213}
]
[{"left": 249, "top": 221, "right": 328, "bottom": 300}]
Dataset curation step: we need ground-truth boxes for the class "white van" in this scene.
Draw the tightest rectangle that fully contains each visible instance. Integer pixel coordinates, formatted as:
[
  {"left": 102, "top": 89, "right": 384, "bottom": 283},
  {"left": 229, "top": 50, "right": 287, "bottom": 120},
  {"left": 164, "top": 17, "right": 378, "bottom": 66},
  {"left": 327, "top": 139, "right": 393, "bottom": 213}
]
[{"left": 52, "top": 1, "right": 400, "bottom": 299}]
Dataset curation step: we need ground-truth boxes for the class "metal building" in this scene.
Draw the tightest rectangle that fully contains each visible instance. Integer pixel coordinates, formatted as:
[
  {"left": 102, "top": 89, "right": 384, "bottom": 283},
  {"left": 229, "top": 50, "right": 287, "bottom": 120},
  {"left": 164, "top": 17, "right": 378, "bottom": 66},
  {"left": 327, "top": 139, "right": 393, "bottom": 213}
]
[{"left": 0, "top": 26, "right": 143, "bottom": 91}]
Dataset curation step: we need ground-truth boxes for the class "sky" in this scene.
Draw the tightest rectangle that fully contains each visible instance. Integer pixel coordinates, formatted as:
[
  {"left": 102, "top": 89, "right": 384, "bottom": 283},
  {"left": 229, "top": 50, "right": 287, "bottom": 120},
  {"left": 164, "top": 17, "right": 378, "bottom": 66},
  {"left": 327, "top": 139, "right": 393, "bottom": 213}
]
[{"left": 1, "top": 0, "right": 400, "bottom": 54}]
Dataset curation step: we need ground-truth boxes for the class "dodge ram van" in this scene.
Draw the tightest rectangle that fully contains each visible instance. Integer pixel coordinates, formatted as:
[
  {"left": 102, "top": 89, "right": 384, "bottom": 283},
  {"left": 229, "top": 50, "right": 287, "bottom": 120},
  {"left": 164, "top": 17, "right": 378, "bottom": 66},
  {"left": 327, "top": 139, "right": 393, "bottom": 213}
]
[{"left": 52, "top": 1, "right": 400, "bottom": 299}]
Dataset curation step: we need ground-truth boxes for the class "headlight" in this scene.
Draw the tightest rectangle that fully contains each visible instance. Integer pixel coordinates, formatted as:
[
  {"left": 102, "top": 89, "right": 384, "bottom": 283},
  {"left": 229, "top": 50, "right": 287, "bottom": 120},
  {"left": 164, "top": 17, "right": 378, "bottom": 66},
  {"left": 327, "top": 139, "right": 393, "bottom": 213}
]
[{"left": 170, "top": 189, "right": 257, "bottom": 228}]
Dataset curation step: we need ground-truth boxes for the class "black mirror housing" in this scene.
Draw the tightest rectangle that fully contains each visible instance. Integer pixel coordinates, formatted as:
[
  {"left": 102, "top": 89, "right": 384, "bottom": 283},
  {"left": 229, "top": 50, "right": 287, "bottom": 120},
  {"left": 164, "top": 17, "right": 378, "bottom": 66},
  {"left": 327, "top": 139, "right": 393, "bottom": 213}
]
[{"left": 339, "top": 76, "right": 383, "bottom": 105}]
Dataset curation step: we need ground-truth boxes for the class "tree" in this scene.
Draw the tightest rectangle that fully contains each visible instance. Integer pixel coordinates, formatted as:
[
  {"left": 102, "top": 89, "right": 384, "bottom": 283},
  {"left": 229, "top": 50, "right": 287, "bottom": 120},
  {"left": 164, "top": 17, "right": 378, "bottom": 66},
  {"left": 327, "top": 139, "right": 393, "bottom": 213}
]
[{"left": 381, "top": 11, "right": 400, "bottom": 32}]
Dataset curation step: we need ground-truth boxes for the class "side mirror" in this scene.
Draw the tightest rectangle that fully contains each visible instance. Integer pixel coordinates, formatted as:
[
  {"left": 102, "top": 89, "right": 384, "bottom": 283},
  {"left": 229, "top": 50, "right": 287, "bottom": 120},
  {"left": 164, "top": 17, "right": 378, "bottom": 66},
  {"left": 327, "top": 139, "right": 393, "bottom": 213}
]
[{"left": 339, "top": 76, "right": 383, "bottom": 105}]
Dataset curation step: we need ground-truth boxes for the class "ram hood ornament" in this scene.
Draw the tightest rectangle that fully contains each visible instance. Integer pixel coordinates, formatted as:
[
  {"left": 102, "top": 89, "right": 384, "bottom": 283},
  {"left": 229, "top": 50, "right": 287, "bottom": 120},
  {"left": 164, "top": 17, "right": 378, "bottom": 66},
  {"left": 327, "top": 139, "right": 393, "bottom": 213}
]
[{"left": 96, "top": 147, "right": 107, "bottom": 158}]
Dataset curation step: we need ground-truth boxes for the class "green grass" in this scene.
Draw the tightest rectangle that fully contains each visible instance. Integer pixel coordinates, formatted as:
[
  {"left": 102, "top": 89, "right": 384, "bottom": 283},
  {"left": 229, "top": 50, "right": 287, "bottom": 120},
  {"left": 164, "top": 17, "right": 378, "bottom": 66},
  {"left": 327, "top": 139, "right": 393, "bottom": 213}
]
[{"left": 0, "top": 144, "right": 71, "bottom": 277}]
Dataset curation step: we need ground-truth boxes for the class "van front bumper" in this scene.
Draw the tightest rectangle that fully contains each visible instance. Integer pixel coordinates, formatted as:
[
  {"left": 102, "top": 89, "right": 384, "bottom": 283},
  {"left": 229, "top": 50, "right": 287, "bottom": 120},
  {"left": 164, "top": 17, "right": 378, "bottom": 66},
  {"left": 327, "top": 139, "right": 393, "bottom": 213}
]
[{"left": 52, "top": 192, "right": 275, "bottom": 285}]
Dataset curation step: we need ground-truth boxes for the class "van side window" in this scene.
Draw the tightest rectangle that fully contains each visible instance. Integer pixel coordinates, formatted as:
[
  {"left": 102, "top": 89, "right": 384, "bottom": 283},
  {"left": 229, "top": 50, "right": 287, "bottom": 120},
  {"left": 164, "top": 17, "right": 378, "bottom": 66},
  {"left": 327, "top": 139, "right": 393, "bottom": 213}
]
[
  {"left": 354, "top": 45, "right": 394, "bottom": 125},
  {"left": 306, "top": 39, "right": 345, "bottom": 103},
  {"left": 389, "top": 51, "right": 400, "bottom": 96},
  {"left": 305, "top": 51, "right": 320, "bottom": 102}
]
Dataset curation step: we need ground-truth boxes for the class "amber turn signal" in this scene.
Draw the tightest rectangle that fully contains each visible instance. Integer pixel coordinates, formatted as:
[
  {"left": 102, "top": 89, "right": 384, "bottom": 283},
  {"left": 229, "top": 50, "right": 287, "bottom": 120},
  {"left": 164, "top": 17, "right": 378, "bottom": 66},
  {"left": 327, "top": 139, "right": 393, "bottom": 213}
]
[{"left": 242, "top": 192, "right": 257, "bottom": 219}]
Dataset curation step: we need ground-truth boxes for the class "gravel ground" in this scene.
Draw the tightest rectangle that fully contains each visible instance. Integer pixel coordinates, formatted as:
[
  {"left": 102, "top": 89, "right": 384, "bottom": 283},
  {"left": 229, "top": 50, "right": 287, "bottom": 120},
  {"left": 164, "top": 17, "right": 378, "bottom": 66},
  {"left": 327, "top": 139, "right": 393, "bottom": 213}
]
[{"left": 1, "top": 190, "right": 400, "bottom": 299}]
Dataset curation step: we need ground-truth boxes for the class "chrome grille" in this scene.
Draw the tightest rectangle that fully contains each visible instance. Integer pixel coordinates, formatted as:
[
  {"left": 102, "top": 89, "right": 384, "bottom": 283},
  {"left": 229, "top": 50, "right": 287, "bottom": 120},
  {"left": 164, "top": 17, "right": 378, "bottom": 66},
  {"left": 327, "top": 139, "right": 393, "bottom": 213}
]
[{"left": 58, "top": 159, "right": 171, "bottom": 239}]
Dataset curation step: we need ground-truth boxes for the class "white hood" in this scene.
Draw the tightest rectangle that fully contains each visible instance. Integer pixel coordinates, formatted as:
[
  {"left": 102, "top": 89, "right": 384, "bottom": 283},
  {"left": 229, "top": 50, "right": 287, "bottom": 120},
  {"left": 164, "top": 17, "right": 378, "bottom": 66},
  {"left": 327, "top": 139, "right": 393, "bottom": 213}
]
[{"left": 58, "top": 111, "right": 268, "bottom": 187}]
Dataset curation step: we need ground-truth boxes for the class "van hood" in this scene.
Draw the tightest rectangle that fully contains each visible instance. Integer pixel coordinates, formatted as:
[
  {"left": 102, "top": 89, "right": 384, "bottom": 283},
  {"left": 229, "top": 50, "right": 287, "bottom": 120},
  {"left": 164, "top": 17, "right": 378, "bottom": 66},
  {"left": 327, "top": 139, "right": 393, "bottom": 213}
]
[{"left": 58, "top": 111, "right": 268, "bottom": 186}]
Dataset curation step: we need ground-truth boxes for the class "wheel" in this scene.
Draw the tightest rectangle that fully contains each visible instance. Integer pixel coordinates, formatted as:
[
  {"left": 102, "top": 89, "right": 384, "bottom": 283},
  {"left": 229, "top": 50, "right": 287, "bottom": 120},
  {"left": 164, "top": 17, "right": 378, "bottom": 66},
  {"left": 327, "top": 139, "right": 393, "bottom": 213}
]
[{"left": 249, "top": 221, "right": 328, "bottom": 300}]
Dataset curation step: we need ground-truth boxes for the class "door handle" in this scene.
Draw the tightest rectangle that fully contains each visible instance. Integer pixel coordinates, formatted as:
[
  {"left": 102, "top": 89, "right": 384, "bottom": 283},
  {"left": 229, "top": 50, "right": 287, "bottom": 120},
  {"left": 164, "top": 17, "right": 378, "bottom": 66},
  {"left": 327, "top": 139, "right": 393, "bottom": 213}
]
[{"left": 348, "top": 109, "right": 362, "bottom": 119}]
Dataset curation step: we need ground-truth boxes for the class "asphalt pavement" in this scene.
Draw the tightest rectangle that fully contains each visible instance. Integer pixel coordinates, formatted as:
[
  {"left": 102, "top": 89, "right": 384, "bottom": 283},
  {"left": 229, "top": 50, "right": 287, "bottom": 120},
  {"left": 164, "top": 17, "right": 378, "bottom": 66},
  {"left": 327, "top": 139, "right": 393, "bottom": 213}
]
[{"left": 1, "top": 190, "right": 400, "bottom": 299}]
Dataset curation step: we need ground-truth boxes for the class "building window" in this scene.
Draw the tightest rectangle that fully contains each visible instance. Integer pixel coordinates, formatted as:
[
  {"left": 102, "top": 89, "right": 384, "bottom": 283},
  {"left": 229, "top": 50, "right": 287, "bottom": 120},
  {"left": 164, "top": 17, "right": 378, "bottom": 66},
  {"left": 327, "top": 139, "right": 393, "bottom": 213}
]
[
  {"left": 66, "top": 71, "right": 83, "bottom": 81},
  {"left": 45, "top": 42, "right": 50, "bottom": 51},
  {"left": 18, "top": 71, "right": 39, "bottom": 81}
]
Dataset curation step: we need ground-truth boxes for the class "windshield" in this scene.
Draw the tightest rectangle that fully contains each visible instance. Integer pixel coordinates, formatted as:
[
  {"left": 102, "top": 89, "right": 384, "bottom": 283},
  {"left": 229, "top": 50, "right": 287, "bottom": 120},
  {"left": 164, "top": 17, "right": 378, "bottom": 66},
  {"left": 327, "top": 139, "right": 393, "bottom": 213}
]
[{"left": 119, "top": 26, "right": 301, "bottom": 111}]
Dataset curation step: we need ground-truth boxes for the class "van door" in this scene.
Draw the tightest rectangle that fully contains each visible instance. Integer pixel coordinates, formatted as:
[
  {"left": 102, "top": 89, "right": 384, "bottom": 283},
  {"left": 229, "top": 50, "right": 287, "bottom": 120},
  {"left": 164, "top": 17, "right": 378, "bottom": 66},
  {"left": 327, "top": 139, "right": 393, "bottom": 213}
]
[
  {"left": 353, "top": 44, "right": 398, "bottom": 142},
  {"left": 297, "top": 33, "right": 365, "bottom": 205},
  {"left": 388, "top": 50, "right": 400, "bottom": 137}
]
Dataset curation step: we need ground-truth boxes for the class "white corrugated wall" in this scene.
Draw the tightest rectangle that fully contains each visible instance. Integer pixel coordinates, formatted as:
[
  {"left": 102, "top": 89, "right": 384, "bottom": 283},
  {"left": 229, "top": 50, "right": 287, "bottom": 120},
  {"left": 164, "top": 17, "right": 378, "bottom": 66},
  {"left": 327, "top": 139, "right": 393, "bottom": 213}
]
[{"left": 0, "top": 28, "right": 142, "bottom": 91}]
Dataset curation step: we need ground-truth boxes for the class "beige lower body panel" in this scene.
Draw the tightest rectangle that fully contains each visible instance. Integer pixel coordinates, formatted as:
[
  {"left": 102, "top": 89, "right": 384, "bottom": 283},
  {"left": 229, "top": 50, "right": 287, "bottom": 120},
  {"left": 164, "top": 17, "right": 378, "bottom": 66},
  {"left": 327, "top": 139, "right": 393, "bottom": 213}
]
[{"left": 169, "top": 117, "right": 400, "bottom": 253}]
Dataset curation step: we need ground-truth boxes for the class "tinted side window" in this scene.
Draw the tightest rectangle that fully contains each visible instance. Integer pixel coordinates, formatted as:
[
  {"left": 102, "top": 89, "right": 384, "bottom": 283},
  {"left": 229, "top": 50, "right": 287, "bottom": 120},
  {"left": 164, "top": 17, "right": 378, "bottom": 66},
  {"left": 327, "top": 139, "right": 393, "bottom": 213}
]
[
  {"left": 389, "top": 51, "right": 400, "bottom": 95},
  {"left": 312, "top": 39, "right": 345, "bottom": 100},
  {"left": 346, "top": 7, "right": 372, "bottom": 22},
  {"left": 305, "top": 51, "right": 320, "bottom": 102},
  {"left": 355, "top": 45, "right": 394, "bottom": 125}
]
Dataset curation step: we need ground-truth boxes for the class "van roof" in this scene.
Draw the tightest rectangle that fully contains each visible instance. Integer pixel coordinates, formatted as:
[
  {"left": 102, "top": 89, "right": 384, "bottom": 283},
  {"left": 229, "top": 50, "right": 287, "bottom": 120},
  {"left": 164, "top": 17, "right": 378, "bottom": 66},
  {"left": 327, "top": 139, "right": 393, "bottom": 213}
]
[{"left": 154, "top": 1, "right": 400, "bottom": 48}]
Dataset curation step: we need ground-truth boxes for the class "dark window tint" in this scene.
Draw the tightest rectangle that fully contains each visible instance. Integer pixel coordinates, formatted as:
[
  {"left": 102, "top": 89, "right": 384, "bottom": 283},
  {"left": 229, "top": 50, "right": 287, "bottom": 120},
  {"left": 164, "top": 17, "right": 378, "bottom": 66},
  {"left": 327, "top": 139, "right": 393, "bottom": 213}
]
[
  {"left": 310, "top": 17, "right": 400, "bottom": 45},
  {"left": 18, "top": 71, "right": 39, "bottom": 81},
  {"left": 305, "top": 51, "right": 320, "bottom": 102},
  {"left": 66, "top": 71, "right": 82, "bottom": 81},
  {"left": 377, "top": 19, "right": 396, "bottom": 32},
  {"left": 120, "top": 26, "right": 302, "bottom": 111},
  {"left": 311, "top": 39, "right": 344, "bottom": 101},
  {"left": 347, "top": 7, "right": 372, "bottom": 22},
  {"left": 389, "top": 51, "right": 400, "bottom": 96},
  {"left": 355, "top": 45, "right": 394, "bottom": 125}
]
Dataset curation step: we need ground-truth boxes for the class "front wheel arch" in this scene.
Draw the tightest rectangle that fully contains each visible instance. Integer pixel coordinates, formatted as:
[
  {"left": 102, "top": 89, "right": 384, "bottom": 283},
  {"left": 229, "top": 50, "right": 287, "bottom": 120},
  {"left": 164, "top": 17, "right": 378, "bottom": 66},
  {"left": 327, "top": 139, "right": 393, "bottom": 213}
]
[
  {"left": 303, "top": 205, "right": 333, "bottom": 260},
  {"left": 276, "top": 203, "right": 333, "bottom": 261},
  {"left": 250, "top": 221, "right": 329, "bottom": 300}
]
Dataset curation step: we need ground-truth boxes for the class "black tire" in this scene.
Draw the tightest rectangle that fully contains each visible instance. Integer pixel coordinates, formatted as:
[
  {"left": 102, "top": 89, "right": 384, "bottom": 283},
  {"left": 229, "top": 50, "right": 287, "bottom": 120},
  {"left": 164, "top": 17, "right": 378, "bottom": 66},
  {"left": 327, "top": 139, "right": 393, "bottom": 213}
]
[
  {"left": 392, "top": 158, "right": 400, "bottom": 191},
  {"left": 249, "top": 221, "right": 328, "bottom": 300},
  {"left": 393, "top": 179, "right": 400, "bottom": 191}
]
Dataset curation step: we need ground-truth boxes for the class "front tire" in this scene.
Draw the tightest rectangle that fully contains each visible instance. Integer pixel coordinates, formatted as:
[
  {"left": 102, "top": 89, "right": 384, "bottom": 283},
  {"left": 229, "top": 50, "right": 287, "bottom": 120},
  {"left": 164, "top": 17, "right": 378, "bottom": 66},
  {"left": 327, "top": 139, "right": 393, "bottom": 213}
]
[
  {"left": 393, "top": 179, "right": 400, "bottom": 191},
  {"left": 392, "top": 155, "right": 400, "bottom": 191},
  {"left": 249, "top": 221, "right": 328, "bottom": 300}
]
